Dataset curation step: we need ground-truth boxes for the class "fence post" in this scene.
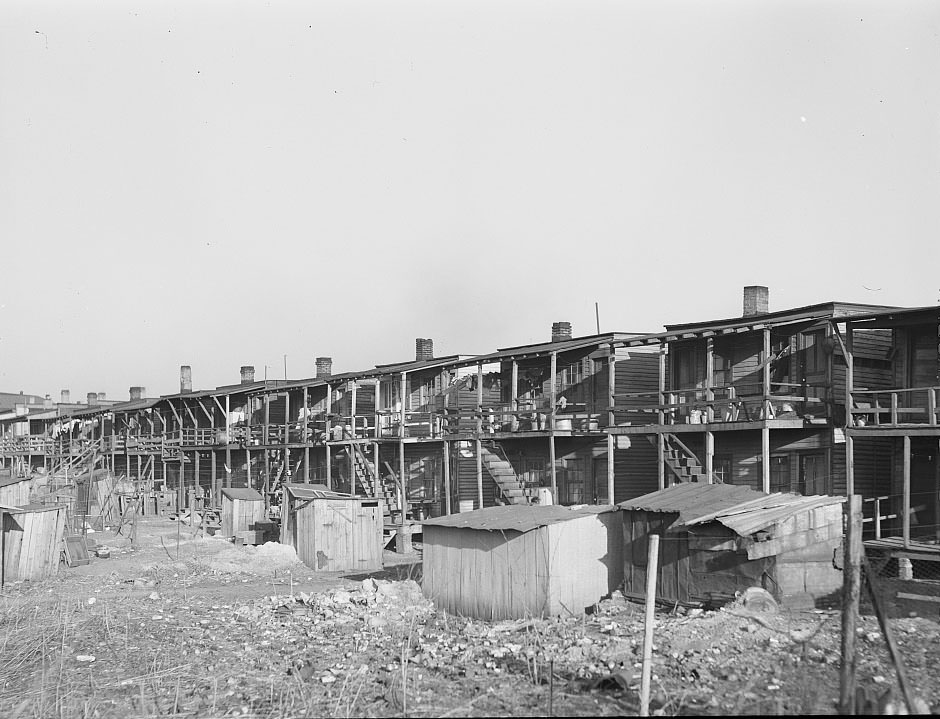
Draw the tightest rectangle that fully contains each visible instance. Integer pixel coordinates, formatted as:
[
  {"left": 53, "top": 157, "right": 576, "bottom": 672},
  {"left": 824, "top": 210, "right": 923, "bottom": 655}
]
[
  {"left": 840, "top": 494, "right": 863, "bottom": 714},
  {"left": 640, "top": 534, "right": 660, "bottom": 717}
]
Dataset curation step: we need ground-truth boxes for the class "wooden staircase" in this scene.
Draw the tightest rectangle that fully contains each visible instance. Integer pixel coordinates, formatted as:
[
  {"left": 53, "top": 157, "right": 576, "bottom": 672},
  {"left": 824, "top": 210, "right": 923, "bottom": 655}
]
[
  {"left": 648, "top": 433, "right": 706, "bottom": 483},
  {"left": 50, "top": 438, "right": 104, "bottom": 479},
  {"left": 480, "top": 443, "right": 534, "bottom": 505},
  {"left": 350, "top": 445, "right": 395, "bottom": 519}
]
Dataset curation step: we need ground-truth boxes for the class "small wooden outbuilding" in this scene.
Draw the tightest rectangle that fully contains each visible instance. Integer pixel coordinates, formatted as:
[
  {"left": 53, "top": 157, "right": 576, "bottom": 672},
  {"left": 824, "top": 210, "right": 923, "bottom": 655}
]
[
  {"left": 220, "top": 488, "right": 266, "bottom": 539},
  {"left": 0, "top": 475, "right": 32, "bottom": 508},
  {"left": 421, "top": 505, "right": 623, "bottom": 620},
  {"left": 2, "top": 502, "right": 67, "bottom": 585},
  {"left": 279, "top": 483, "right": 383, "bottom": 572},
  {"left": 619, "top": 483, "right": 845, "bottom": 607}
]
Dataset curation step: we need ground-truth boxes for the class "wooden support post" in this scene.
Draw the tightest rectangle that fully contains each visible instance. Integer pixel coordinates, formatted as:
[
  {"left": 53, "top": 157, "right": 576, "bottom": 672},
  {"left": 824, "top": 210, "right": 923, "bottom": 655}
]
[
  {"left": 840, "top": 494, "right": 863, "bottom": 714},
  {"left": 761, "top": 425, "right": 770, "bottom": 493},
  {"left": 607, "top": 433, "right": 615, "bottom": 504},
  {"left": 657, "top": 432, "right": 665, "bottom": 490},
  {"left": 303, "top": 447, "right": 310, "bottom": 483},
  {"left": 374, "top": 379, "right": 382, "bottom": 439},
  {"left": 397, "top": 439, "right": 411, "bottom": 553},
  {"left": 704, "top": 431, "right": 714, "bottom": 484},
  {"left": 891, "top": 392, "right": 899, "bottom": 426},
  {"left": 549, "top": 352, "right": 557, "bottom": 431},
  {"left": 194, "top": 451, "right": 201, "bottom": 507},
  {"left": 475, "top": 438, "right": 483, "bottom": 509},
  {"left": 263, "top": 395, "right": 270, "bottom": 446},
  {"left": 284, "top": 392, "right": 290, "bottom": 445},
  {"left": 210, "top": 450, "right": 217, "bottom": 506},
  {"left": 762, "top": 327, "right": 772, "bottom": 420},
  {"left": 844, "top": 324, "right": 854, "bottom": 429},
  {"left": 549, "top": 434, "right": 557, "bottom": 500},
  {"left": 929, "top": 388, "right": 937, "bottom": 426},
  {"left": 350, "top": 382, "right": 357, "bottom": 438},
  {"left": 475, "top": 363, "right": 483, "bottom": 435},
  {"left": 325, "top": 443, "right": 331, "bottom": 489},
  {"left": 658, "top": 344, "right": 666, "bottom": 427},
  {"left": 510, "top": 360, "right": 519, "bottom": 431},
  {"left": 903, "top": 434, "right": 911, "bottom": 549},
  {"left": 443, "top": 440, "right": 451, "bottom": 515},
  {"left": 845, "top": 433, "right": 854, "bottom": 497},
  {"left": 640, "top": 533, "right": 660, "bottom": 718},
  {"left": 301, "top": 386, "right": 309, "bottom": 444},
  {"left": 400, "top": 372, "right": 407, "bottom": 440},
  {"left": 608, "top": 346, "right": 616, "bottom": 429},
  {"left": 705, "top": 337, "right": 715, "bottom": 423},
  {"left": 245, "top": 448, "right": 251, "bottom": 489}
]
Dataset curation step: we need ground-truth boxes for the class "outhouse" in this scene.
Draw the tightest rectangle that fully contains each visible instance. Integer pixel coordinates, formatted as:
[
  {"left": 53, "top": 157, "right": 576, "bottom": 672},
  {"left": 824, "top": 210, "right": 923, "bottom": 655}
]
[
  {"left": 279, "top": 483, "right": 383, "bottom": 572},
  {"left": 619, "top": 483, "right": 845, "bottom": 607},
  {"left": 2, "top": 502, "right": 67, "bottom": 585},
  {"left": 421, "top": 504, "right": 623, "bottom": 620},
  {"left": 0, "top": 475, "right": 32, "bottom": 507},
  {"left": 220, "top": 487, "right": 266, "bottom": 539}
]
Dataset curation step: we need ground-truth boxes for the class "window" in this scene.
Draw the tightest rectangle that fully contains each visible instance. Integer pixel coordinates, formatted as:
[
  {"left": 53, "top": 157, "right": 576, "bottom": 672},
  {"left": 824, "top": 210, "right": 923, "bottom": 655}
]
[
  {"left": 558, "top": 361, "right": 584, "bottom": 391},
  {"left": 800, "top": 330, "right": 826, "bottom": 377},
  {"left": 712, "top": 353, "right": 732, "bottom": 389},
  {"left": 799, "top": 452, "right": 828, "bottom": 495},
  {"left": 712, "top": 455, "right": 733, "bottom": 484},
  {"left": 769, "top": 455, "right": 791, "bottom": 493}
]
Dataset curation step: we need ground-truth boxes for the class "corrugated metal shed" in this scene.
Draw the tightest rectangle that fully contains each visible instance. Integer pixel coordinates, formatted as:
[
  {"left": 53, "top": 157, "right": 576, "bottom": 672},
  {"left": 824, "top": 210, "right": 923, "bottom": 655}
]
[
  {"left": 618, "top": 483, "right": 844, "bottom": 536},
  {"left": 421, "top": 504, "right": 616, "bottom": 533}
]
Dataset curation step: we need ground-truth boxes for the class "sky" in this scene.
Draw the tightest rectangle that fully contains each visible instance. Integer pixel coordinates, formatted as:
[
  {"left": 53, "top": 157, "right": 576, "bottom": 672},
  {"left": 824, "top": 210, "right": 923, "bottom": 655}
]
[{"left": 1, "top": 0, "right": 939, "bottom": 400}]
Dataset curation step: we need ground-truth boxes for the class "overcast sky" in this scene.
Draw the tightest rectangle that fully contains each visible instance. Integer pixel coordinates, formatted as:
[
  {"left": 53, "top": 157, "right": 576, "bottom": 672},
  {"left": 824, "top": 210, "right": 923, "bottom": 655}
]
[{"left": 2, "top": 0, "right": 938, "bottom": 400}]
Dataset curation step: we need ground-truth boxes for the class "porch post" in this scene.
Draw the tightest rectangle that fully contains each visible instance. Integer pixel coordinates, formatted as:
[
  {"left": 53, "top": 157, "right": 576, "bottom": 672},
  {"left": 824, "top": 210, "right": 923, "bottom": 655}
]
[
  {"left": 761, "top": 426, "right": 771, "bottom": 493},
  {"left": 607, "top": 433, "right": 615, "bottom": 504},
  {"left": 705, "top": 430, "right": 714, "bottom": 484},
  {"left": 549, "top": 351, "right": 557, "bottom": 498},
  {"left": 845, "top": 323, "right": 856, "bottom": 495},
  {"left": 705, "top": 336, "right": 715, "bottom": 423},
  {"left": 608, "top": 345, "right": 616, "bottom": 429},
  {"left": 443, "top": 440, "right": 451, "bottom": 515},
  {"left": 903, "top": 434, "right": 911, "bottom": 549}
]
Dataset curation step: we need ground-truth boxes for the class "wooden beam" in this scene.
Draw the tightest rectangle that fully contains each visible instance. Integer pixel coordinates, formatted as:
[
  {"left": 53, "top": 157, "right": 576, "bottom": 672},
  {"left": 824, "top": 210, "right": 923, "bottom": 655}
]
[
  {"left": 903, "top": 434, "right": 911, "bottom": 549},
  {"left": 761, "top": 425, "right": 771, "bottom": 493},
  {"left": 705, "top": 430, "right": 714, "bottom": 484},
  {"left": 840, "top": 494, "right": 863, "bottom": 713},
  {"left": 607, "top": 433, "right": 615, "bottom": 504},
  {"left": 475, "top": 364, "right": 483, "bottom": 435},
  {"left": 443, "top": 440, "right": 451, "bottom": 515},
  {"left": 705, "top": 337, "right": 715, "bottom": 423},
  {"left": 476, "top": 438, "right": 483, "bottom": 509},
  {"left": 657, "top": 433, "right": 665, "bottom": 490},
  {"left": 549, "top": 352, "right": 557, "bottom": 431},
  {"left": 549, "top": 434, "right": 557, "bottom": 500},
  {"left": 608, "top": 346, "right": 616, "bottom": 428},
  {"left": 762, "top": 328, "right": 771, "bottom": 416},
  {"left": 196, "top": 398, "right": 213, "bottom": 423},
  {"left": 325, "top": 443, "right": 331, "bottom": 489},
  {"left": 400, "top": 372, "right": 407, "bottom": 440}
]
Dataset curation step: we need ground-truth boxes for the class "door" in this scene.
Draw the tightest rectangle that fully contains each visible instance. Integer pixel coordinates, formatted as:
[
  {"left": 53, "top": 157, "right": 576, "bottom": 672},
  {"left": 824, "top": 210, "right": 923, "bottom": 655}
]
[
  {"left": 798, "top": 330, "right": 828, "bottom": 416},
  {"left": 799, "top": 452, "right": 828, "bottom": 495},
  {"left": 909, "top": 443, "right": 938, "bottom": 541}
]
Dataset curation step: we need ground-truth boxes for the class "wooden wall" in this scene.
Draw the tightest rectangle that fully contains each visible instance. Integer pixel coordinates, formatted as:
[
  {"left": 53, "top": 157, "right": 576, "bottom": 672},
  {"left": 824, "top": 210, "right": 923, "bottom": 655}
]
[
  {"left": 286, "top": 497, "right": 382, "bottom": 572},
  {"left": 221, "top": 494, "right": 265, "bottom": 537},
  {"left": 0, "top": 478, "right": 31, "bottom": 507},
  {"left": 2, "top": 505, "right": 66, "bottom": 582},
  {"left": 423, "top": 513, "right": 621, "bottom": 619}
]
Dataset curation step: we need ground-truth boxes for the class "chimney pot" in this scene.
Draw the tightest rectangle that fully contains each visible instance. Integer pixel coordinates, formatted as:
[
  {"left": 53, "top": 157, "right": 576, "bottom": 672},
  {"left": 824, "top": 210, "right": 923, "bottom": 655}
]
[
  {"left": 315, "top": 357, "right": 332, "bottom": 380},
  {"left": 743, "top": 286, "right": 770, "bottom": 317},
  {"left": 415, "top": 338, "right": 434, "bottom": 361},
  {"left": 129, "top": 386, "right": 145, "bottom": 401},
  {"left": 551, "top": 321, "right": 572, "bottom": 343},
  {"left": 180, "top": 365, "right": 193, "bottom": 393},
  {"left": 60, "top": 389, "right": 70, "bottom": 404},
  {"left": 240, "top": 366, "right": 255, "bottom": 385}
]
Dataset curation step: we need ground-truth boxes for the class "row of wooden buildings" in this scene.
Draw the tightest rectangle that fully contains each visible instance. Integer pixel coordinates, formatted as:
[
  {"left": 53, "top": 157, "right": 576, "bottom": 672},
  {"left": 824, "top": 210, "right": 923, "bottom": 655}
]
[{"left": 1, "top": 287, "right": 937, "bottom": 547}]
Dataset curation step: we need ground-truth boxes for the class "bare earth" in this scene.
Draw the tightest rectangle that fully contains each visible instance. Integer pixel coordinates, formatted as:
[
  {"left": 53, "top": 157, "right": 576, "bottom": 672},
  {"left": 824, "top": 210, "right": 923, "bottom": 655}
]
[{"left": 0, "top": 516, "right": 936, "bottom": 718}]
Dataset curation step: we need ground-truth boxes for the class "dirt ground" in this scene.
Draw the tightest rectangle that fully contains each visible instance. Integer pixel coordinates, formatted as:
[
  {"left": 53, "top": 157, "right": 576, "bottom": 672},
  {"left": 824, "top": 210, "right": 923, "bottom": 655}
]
[{"left": 0, "top": 516, "right": 937, "bottom": 718}]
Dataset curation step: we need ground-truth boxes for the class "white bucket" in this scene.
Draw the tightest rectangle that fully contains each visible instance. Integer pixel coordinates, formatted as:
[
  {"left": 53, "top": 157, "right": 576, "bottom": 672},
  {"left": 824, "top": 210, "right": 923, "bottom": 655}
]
[
  {"left": 458, "top": 500, "right": 476, "bottom": 513},
  {"left": 536, "top": 487, "right": 554, "bottom": 506}
]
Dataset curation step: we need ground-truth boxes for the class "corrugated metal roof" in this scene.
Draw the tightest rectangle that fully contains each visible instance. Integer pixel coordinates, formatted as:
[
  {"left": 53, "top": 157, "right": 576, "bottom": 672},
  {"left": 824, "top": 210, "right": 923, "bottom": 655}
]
[
  {"left": 618, "top": 483, "right": 845, "bottom": 536},
  {"left": 284, "top": 483, "right": 356, "bottom": 500},
  {"left": 421, "top": 504, "right": 616, "bottom": 533},
  {"left": 220, "top": 488, "right": 264, "bottom": 501}
]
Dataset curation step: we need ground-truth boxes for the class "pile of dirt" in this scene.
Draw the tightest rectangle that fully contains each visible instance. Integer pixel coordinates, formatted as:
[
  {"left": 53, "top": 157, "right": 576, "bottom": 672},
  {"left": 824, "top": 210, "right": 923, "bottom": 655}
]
[{"left": 201, "top": 540, "right": 304, "bottom": 576}]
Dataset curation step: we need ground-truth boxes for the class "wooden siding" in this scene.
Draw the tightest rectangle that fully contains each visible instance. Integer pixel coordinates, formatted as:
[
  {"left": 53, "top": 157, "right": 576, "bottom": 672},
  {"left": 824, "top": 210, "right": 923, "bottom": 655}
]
[
  {"left": 0, "top": 479, "right": 31, "bottom": 507},
  {"left": 221, "top": 495, "right": 265, "bottom": 537},
  {"left": 422, "top": 513, "right": 621, "bottom": 619},
  {"left": 613, "top": 441, "right": 659, "bottom": 502},
  {"left": 613, "top": 348, "right": 659, "bottom": 425},
  {"left": 284, "top": 497, "right": 382, "bottom": 572},
  {"left": 2, "top": 505, "right": 66, "bottom": 582}
]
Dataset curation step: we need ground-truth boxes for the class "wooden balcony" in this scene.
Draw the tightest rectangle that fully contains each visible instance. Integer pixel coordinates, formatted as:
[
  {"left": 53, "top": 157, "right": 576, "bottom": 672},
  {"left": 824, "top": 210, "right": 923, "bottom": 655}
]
[{"left": 850, "top": 386, "right": 940, "bottom": 428}]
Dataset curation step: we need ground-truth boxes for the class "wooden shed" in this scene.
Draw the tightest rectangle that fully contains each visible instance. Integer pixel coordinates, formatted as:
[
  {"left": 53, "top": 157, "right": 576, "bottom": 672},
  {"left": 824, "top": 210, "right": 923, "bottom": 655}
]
[
  {"left": 2, "top": 503, "right": 67, "bottom": 585},
  {"left": 220, "top": 488, "right": 266, "bottom": 539},
  {"left": 421, "top": 505, "right": 623, "bottom": 620},
  {"left": 0, "top": 475, "right": 32, "bottom": 508},
  {"left": 279, "top": 483, "right": 383, "bottom": 572},
  {"left": 619, "top": 483, "right": 845, "bottom": 607}
]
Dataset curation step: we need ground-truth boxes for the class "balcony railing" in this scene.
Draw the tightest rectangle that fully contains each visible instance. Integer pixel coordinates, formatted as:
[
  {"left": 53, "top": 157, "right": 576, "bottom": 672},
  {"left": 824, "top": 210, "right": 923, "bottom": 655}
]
[
  {"left": 850, "top": 386, "right": 940, "bottom": 427},
  {"left": 611, "top": 381, "right": 829, "bottom": 426}
]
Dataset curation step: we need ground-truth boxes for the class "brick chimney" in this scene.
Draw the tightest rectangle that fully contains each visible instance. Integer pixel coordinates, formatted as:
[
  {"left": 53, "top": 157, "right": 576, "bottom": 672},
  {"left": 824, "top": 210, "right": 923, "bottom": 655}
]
[
  {"left": 240, "top": 366, "right": 255, "bottom": 385},
  {"left": 60, "top": 389, "right": 70, "bottom": 404},
  {"left": 43, "top": 394, "right": 53, "bottom": 409},
  {"left": 87, "top": 392, "right": 97, "bottom": 406},
  {"left": 415, "top": 338, "right": 434, "bottom": 361},
  {"left": 551, "top": 321, "right": 572, "bottom": 343},
  {"left": 315, "top": 357, "right": 332, "bottom": 380},
  {"left": 180, "top": 365, "right": 193, "bottom": 393},
  {"left": 129, "top": 386, "right": 145, "bottom": 401},
  {"left": 743, "top": 286, "right": 769, "bottom": 317}
]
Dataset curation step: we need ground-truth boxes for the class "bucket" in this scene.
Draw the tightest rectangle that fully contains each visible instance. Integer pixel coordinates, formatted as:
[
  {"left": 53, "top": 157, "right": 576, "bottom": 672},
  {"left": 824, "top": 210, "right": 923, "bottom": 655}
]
[{"left": 458, "top": 500, "right": 475, "bottom": 513}]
